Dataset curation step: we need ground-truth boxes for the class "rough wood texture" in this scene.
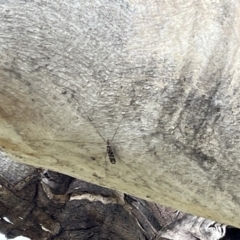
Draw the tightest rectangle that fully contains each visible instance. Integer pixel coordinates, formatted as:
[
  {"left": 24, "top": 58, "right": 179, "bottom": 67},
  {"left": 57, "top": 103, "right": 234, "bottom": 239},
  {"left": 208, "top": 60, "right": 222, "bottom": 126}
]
[
  {"left": 0, "top": 0, "right": 240, "bottom": 227},
  {"left": 0, "top": 156, "right": 227, "bottom": 240}
]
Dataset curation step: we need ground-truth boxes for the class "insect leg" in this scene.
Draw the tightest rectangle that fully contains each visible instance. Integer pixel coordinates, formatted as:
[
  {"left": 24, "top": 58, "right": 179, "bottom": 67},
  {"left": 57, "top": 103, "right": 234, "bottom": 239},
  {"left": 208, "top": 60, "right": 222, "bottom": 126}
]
[{"left": 114, "top": 151, "right": 151, "bottom": 190}]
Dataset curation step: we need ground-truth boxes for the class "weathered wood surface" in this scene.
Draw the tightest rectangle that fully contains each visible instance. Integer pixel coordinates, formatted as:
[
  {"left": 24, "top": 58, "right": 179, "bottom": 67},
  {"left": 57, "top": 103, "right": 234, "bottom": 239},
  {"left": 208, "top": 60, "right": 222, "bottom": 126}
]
[
  {"left": 0, "top": 0, "right": 240, "bottom": 227},
  {"left": 0, "top": 156, "right": 227, "bottom": 240}
]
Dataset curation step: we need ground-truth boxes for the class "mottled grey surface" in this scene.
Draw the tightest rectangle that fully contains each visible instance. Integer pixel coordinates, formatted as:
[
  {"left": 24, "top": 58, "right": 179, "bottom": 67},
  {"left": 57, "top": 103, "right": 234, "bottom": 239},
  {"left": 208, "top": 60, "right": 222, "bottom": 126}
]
[{"left": 0, "top": 0, "right": 240, "bottom": 227}]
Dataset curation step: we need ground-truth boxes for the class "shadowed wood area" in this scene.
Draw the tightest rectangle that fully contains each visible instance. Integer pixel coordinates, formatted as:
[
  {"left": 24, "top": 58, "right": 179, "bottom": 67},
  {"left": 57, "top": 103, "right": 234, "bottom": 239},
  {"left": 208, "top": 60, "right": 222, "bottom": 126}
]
[
  {"left": 0, "top": 0, "right": 240, "bottom": 228},
  {"left": 0, "top": 155, "right": 229, "bottom": 239}
]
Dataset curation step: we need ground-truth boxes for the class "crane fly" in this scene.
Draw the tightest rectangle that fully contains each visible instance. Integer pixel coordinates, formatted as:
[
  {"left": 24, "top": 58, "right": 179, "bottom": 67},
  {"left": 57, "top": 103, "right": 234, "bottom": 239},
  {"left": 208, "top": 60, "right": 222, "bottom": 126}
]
[
  {"left": 107, "top": 139, "right": 116, "bottom": 164},
  {"left": 84, "top": 112, "right": 125, "bottom": 166},
  {"left": 83, "top": 114, "right": 152, "bottom": 190}
]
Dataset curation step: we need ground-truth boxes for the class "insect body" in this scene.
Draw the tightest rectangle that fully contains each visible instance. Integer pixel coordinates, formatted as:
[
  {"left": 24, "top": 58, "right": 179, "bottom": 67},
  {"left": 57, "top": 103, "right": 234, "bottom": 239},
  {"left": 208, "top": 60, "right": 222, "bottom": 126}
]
[{"left": 107, "top": 139, "right": 116, "bottom": 164}]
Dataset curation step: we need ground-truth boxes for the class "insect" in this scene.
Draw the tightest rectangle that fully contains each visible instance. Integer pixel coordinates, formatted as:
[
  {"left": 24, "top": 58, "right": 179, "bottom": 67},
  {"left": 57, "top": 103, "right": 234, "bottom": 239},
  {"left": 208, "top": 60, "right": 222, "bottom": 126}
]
[
  {"left": 84, "top": 112, "right": 125, "bottom": 166},
  {"left": 106, "top": 139, "right": 116, "bottom": 164},
  {"left": 84, "top": 113, "right": 151, "bottom": 190}
]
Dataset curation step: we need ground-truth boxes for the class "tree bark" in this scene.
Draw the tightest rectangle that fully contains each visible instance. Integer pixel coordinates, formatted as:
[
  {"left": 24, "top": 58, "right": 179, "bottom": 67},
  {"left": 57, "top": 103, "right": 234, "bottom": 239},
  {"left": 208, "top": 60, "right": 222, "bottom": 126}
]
[
  {"left": 0, "top": 0, "right": 240, "bottom": 228},
  {"left": 0, "top": 154, "right": 227, "bottom": 240}
]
